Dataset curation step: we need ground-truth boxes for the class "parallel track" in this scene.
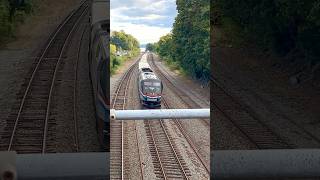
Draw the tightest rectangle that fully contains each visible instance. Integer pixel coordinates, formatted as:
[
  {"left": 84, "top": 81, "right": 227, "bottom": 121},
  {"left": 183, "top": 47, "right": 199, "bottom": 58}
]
[
  {"left": 212, "top": 78, "right": 292, "bottom": 149},
  {"left": 162, "top": 98, "right": 210, "bottom": 175},
  {"left": 0, "top": 1, "right": 88, "bottom": 153},
  {"left": 110, "top": 60, "right": 138, "bottom": 179},
  {"left": 148, "top": 54, "right": 210, "bottom": 127},
  {"left": 73, "top": 22, "right": 89, "bottom": 152},
  {"left": 145, "top": 118, "right": 191, "bottom": 179},
  {"left": 146, "top": 53, "right": 209, "bottom": 177}
]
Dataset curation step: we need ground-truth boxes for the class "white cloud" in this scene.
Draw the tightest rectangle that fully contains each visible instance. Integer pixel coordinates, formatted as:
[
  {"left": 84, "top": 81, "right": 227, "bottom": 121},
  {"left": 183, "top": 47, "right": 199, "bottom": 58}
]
[
  {"left": 111, "top": 8, "right": 167, "bottom": 21},
  {"left": 110, "top": 0, "right": 176, "bottom": 44}
]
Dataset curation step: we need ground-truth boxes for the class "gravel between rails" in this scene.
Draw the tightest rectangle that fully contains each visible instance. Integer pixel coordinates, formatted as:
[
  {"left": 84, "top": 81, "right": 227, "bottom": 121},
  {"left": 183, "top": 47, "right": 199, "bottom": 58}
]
[
  {"left": 113, "top": 53, "right": 210, "bottom": 179},
  {"left": 124, "top": 67, "right": 146, "bottom": 180},
  {"left": 151, "top": 54, "right": 210, "bottom": 108},
  {"left": 149, "top": 54, "right": 210, "bottom": 169},
  {"left": 0, "top": 0, "right": 82, "bottom": 146},
  {"left": 213, "top": 47, "right": 320, "bottom": 148},
  {"left": 53, "top": 14, "right": 101, "bottom": 152},
  {"left": 75, "top": 24, "right": 101, "bottom": 152}
]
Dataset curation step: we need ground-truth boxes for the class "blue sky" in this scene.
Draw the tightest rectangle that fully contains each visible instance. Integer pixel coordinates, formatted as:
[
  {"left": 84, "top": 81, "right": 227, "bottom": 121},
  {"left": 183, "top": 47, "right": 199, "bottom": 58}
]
[{"left": 111, "top": 0, "right": 177, "bottom": 45}]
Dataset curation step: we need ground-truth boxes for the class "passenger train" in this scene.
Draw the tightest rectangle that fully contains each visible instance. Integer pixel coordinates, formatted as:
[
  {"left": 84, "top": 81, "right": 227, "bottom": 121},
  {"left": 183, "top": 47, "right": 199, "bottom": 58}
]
[
  {"left": 138, "top": 53, "right": 163, "bottom": 107},
  {"left": 89, "top": 0, "right": 109, "bottom": 149}
]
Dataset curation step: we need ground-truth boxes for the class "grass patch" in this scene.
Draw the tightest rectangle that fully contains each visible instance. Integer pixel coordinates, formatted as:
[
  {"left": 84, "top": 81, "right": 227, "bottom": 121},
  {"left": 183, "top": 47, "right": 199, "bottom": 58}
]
[{"left": 160, "top": 56, "right": 188, "bottom": 76}]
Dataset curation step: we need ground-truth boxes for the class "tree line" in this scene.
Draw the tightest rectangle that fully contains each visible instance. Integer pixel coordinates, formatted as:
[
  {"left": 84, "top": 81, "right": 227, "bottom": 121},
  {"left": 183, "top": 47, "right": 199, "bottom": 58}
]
[
  {"left": 147, "top": 0, "right": 210, "bottom": 83},
  {"left": 110, "top": 30, "right": 140, "bottom": 74},
  {"left": 213, "top": 0, "right": 320, "bottom": 64}
]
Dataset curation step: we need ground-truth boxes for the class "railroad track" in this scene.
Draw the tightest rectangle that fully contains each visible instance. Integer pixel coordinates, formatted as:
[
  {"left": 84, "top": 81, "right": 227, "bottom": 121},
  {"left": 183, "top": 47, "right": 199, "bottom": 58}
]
[
  {"left": 0, "top": 1, "right": 89, "bottom": 153},
  {"left": 148, "top": 53, "right": 210, "bottom": 127},
  {"left": 212, "top": 77, "right": 292, "bottom": 149},
  {"left": 162, "top": 98, "right": 210, "bottom": 175},
  {"left": 144, "top": 117, "right": 191, "bottom": 179},
  {"left": 148, "top": 54, "right": 209, "bottom": 107},
  {"left": 110, "top": 59, "right": 139, "bottom": 179},
  {"left": 146, "top": 53, "right": 210, "bottom": 177},
  {"left": 73, "top": 21, "right": 89, "bottom": 152}
]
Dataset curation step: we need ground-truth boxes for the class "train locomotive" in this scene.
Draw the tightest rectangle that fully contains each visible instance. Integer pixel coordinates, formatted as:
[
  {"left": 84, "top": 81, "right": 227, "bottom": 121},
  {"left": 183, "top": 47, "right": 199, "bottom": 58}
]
[
  {"left": 89, "top": 0, "right": 109, "bottom": 149},
  {"left": 138, "top": 53, "right": 163, "bottom": 107}
]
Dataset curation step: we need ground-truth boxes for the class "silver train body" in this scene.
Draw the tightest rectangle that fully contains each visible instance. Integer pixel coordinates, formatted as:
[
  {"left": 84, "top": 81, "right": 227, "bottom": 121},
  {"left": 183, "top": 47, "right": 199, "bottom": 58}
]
[
  {"left": 138, "top": 53, "right": 163, "bottom": 107},
  {"left": 89, "top": 0, "right": 109, "bottom": 148}
]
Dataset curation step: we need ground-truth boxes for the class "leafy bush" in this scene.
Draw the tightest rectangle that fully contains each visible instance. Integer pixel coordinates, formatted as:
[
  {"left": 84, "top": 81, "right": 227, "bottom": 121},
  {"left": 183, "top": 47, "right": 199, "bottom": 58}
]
[{"left": 110, "top": 31, "right": 140, "bottom": 75}]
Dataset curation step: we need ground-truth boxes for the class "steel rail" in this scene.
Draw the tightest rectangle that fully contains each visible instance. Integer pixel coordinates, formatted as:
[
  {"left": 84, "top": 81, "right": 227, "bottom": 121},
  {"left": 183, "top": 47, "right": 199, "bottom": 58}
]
[
  {"left": 215, "top": 74, "right": 320, "bottom": 147},
  {"left": 211, "top": 77, "right": 292, "bottom": 149},
  {"left": 146, "top": 53, "right": 210, "bottom": 175},
  {"left": 73, "top": 22, "right": 89, "bottom": 152},
  {"left": 159, "top": 119, "right": 189, "bottom": 180},
  {"left": 7, "top": 1, "right": 89, "bottom": 152},
  {"left": 110, "top": 58, "right": 139, "bottom": 179},
  {"left": 43, "top": 5, "right": 89, "bottom": 153},
  {"left": 146, "top": 121, "right": 168, "bottom": 180},
  {"left": 162, "top": 98, "right": 210, "bottom": 175},
  {"left": 148, "top": 53, "right": 210, "bottom": 127},
  {"left": 134, "top": 121, "right": 144, "bottom": 180}
]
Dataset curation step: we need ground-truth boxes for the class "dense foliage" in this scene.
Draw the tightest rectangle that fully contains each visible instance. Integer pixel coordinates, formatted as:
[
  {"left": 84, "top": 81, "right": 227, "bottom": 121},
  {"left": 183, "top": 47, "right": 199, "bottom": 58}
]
[
  {"left": 111, "top": 30, "right": 139, "bottom": 52},
  {"left": 145, "top": 43, "right": 155, "bottom": 52},
  {"left": 110, "top": 30, "right": 140, "bottom": 74},
  {"left": 213, "top": 0, "right": 320, "bottom": 63},
  {"left": 0, "top": 0, "right": 34, "bottom": 44},
  {"left": 153, "top": 0, "right": 210, "bottom": 82}
]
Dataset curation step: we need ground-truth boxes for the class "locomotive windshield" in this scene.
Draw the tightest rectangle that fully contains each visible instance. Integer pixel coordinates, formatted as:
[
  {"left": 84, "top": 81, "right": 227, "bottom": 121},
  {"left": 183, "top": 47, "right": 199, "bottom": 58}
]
[{"left": 142, "top": 81, "right": 161, "bottom": 94}]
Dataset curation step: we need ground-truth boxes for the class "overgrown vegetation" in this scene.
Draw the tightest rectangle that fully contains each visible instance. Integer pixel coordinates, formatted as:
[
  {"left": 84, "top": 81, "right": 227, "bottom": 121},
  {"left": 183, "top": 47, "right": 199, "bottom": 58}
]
[
  {"left": 110, "top": 30, "right": 140, "bottom": 74},
  {"left": 151, "top": 0, "right": 210, "bottom": 83},
  {"left": 213, "top": 0, "right": 320, "bottom": 65},
  {"left": 0, "top": 0, "right": 36, "bottom": 45}
]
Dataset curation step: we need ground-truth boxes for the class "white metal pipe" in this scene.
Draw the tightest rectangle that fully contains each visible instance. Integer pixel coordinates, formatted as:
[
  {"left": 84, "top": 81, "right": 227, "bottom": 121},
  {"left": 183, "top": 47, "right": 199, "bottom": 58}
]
[{"left": 110, "top": 109, "right": 210, "bottom": 120}]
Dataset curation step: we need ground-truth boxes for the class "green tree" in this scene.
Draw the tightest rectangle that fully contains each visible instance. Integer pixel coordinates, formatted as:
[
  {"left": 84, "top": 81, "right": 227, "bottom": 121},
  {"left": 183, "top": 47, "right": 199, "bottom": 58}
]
[
  {"left": 110, "top": 30, "right": 140, "bottom": 52},
  {"left": 146, "top": 43, "right": 155, "bottom": 51},
  {"left": 154, "top": 0, "right": 210, "bottom": 82},
  {"left": 110, "top": 31, "right": 140, "bottom": 74},
  {"left": 213, "top": 0, "right": 320, "bottom": 63}
]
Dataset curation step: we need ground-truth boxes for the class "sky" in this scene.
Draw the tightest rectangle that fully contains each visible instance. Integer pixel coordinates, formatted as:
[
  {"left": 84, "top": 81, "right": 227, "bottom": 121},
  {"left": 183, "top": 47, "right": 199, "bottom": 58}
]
[{"left": 110, "top": 0, "right": 177, "bottom": 45}]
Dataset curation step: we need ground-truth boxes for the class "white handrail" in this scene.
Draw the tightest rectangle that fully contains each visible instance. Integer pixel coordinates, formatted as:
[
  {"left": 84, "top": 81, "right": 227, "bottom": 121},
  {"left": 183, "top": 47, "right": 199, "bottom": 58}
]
[{"left": 110, "top": 108, "right": 210, "bottom": 120}]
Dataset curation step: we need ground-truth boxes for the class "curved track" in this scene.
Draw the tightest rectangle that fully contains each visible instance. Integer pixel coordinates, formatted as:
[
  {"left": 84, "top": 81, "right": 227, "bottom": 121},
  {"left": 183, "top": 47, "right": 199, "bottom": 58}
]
[
  {"left": 73, "top": 22, "right": 89, "bottom": 152},
  {"left": 0, "top": 1, "right": 88, "bottom": 153}
]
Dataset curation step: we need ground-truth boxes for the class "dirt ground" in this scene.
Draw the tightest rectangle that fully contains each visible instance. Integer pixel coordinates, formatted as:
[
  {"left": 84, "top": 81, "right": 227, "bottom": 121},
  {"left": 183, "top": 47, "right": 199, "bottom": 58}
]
[{"left": 212, "top": 46, "right": 320, "bottom": 149}]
